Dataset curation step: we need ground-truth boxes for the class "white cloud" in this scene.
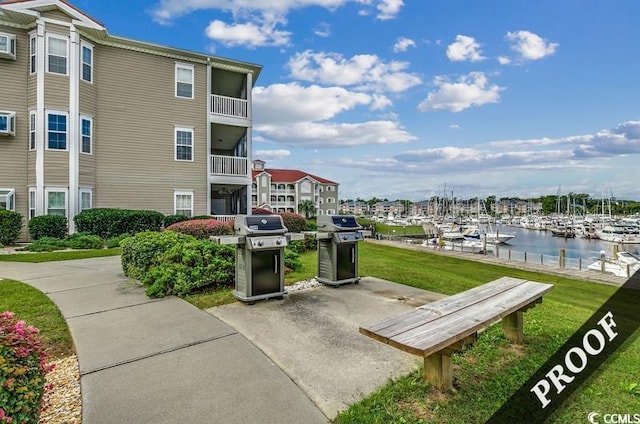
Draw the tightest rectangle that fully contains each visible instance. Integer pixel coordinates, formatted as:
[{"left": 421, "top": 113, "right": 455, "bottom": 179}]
[
  {"left": 393, "top": 37, "right": 416, "bottom": 53},
  {"left": 205, "top": 20, "right": 291, "bottom": 47},
  {"left": 257, "top": 120, "right": 416, "bottom": 147},
  {"left": 287, "top": 50, "right": 421, "bottom": 93},
  {"left": 418, "top": 72, "right": 505, "bottom": 113},
  {"left": 449, "top": 124, "right": 460, "bottom": 129},
  {"left": 446, "top": 35, "right": 485, "bottom": 62},
  {"left": 314, "top": 22, "right": 331, "bottom": 37},
  {"left": 376, "top": 0, "right": 403, "bottom": 20},
  {"left": 254, "top": 149, "right": 291, "bottom": 160},
  {"left": 506, "top": 30, "right": 558, "bottom": 61},
  {"left": 497, "top": 56, "right": 511, "bottom": 65}
]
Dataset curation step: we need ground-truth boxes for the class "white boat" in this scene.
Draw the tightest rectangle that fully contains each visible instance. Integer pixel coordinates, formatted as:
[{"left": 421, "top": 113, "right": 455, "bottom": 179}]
[
  {"left": 462, "top": 226, "right": 516, "bottom": 244},
  {"left": 587, "top": 251, "right": 640, "bottom": 277},
  {"left": 596, "top": 225, "right": 640, "bottom": 244}
]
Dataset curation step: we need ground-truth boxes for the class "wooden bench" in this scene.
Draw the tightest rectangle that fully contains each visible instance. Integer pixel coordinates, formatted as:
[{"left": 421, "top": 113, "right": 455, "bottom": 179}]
[{"left": 359, "top": 277, "right": 554, "bottom": 391}]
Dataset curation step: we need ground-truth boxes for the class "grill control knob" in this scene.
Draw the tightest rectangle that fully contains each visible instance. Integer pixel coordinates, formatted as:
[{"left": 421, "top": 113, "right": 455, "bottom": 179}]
[
  {"left": 342, "top": 235, "right": 348, "bottom": 241},
  {"left": 276, "top": 239, "right": 282, "bottom": 245},
  {"left": 258, "top": 240, "right": 264, "bottom": 247}
]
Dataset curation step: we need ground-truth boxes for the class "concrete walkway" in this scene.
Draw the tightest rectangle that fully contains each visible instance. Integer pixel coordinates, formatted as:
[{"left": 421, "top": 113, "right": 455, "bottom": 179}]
[{"left": 0, "top": 257, "right": 328, "bottom": 424}]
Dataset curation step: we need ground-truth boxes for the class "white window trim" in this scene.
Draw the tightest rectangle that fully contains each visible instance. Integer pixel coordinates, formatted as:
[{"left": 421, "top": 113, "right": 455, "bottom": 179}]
[
  {"left": 46, "top": 110, "right": 69, "bottom": 151},
  {"left": 28, "top": 188, "right": 36, "bottom": 219},
  {"left": 29, "top": 110, "right": 36, "bottom": 150},
  {"left": 0, "top": 111, "right": 16, "bottom": 136},
  {"left": 45, "top": 187, "right": 68, "bottom": 217},
  {"left": 46, "top": 33, "right": 69, "bottom": 76},
  {"left": 79, "top": 188, "right": 93, "bottom": 212},
  {"left": 0, "top": 32, "right": 16, "bottom": 60},
  {"left": 29, "top": 33, "right": 36, "bottom": 74},
  {"left": 174, "top": 127, "right": 194, "bottom": 162},
  {"left": 80, "top": 41, "right": 93, "bottom": 83},
  {"left": 174, "top": 191, "right": 193, "bottom": 217},
  {"left": 80, "top": 115, "right": 93, "bottom": 154},
  {"left": 175, "top": 63, "right": 194, "bottom": 99},
  {"left": 0, "top": 188, "right": 15, "bottom": 211}
]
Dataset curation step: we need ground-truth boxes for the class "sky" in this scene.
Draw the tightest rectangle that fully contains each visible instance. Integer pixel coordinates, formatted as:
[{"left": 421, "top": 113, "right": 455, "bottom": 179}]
[{"left": 70, "top": 0, "right": 640, "bottom": 201}]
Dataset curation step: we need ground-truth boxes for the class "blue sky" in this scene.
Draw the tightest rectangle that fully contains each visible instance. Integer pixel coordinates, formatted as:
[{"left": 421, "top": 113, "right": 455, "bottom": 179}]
[{"left": 73, "top": 0, "right": 639, "bottom": 201}]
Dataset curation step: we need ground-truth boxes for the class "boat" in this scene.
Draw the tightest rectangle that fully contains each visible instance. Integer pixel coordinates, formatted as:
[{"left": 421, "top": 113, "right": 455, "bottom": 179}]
[
  {"left": 587, "top": 251, "right": 640, "bottom": 277},
  {"left": 549, "top": 226, "right": 576, "bottom": 238},
  {"left": 462, "top": 227, "right": 516, "bottom": 244},
  {"left": 596, "top": 224, "right": 640, "bottom": 244}
]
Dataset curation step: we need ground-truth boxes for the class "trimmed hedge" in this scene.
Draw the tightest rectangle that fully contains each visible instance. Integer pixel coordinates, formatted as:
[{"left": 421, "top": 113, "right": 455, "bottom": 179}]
[
  {"left": 28, "top": 215, "right": 68, "bottom": 240},
  {"left": 165, "top": 219, "right": 234, "bottom": 239},
  {"left": 75, "top": 208, "right": 164, "bottom": 238},
  {"left": 279, "top": 212, "right": 307, "bottom": 233},
  {"left": 163, "top": 214, "right": 190, "bottom": 228},
  {"left": 0, "top": 210, "right": 23, "bottom": 246},
  {"left": 120, "top": 231, "right": 191, "bottom": 281}
]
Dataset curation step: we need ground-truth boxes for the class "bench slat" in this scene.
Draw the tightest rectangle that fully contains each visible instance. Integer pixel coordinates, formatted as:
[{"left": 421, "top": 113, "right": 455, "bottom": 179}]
[
  {"left": 389, "top": 281, "right": 553, "bottom": 356},
  {"left": 360, "top": 277, "right": 529, "bottom": 340}
]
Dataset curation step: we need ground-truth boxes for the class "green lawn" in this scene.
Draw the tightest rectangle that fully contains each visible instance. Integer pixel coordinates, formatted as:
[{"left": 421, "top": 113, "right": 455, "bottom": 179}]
[{"left": 0, "top": 247, "right": 121, "bottom": 262}]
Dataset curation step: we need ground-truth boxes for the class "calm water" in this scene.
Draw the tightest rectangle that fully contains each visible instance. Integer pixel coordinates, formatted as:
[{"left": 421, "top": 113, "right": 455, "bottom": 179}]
[{"left": 491, "top": 225, "right": 640, "bottom": 261}]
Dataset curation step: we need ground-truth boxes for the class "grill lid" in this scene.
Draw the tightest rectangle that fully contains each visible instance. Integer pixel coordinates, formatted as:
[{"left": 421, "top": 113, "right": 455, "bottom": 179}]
[
  {"left": 317, "top": 215, "right": 363, "bottom": 232},
  {"left": 234, "top": 214, "right": 288, "bottom": 236}
]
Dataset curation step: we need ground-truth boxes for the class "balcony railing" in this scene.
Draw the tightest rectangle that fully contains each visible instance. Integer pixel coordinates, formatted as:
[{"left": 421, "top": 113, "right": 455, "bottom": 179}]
[
  {"left": 211, "top": 94, "right": 248, "bottom": 119},
  {"left": 211, "top": 215, "right": 236, "bottom": 223},
  {"left": 211, "top": 155, "right": 248, "bottom": 176}
]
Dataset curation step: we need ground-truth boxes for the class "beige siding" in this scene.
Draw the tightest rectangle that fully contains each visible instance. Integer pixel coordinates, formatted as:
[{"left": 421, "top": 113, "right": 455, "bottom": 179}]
[
  {"left": 79, "top": 154, "right": 96, "bottom": 187},
  {"left": 44, "top": 73, "right": 69, "bottom": 111},
  {"left": 45, "top": 23, "right": 70, "bottom": 36},
  {"left": 0, "top": 26, "right": 30, "bottom": 238},
  {"left": 42, "top": 10, "right": 73, "bottom": 23},
  {"left": 43, "top": 151, "right": 69, "bottom": 185},
  {"left": 79, "top": 40, "right": 97, "bottom": 189},
  {"left": 94, "top": 45, "right": 208, "bottom": 214}
]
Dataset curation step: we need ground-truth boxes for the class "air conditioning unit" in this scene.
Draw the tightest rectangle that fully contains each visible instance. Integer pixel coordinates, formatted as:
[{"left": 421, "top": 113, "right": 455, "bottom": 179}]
[
  {"left": 0, "top": 33, "right": 16, "bottom": 60},
  {"left": 0, "top": 112, "right": 16, "bottom": 137}
]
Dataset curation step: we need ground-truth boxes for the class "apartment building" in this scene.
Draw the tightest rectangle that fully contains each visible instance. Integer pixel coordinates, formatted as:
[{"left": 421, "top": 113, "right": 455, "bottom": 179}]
[
  {"left": 251, "top": 160, "right": 338, "bottom": 216},
  {"left": 0, "top": 0, "right": 260, "bottom": 240},
  {"left": 339, "top": 200, "right": 369, "bottom": 216}
]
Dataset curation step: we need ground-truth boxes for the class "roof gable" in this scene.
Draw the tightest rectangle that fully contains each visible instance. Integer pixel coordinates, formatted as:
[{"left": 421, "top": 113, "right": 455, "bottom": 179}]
[
  {"left": 252, "top": 168, "right": 337, "bottom": 185},
  {"left": 1, "top": 0, "right": 105, "bottom": 30}
]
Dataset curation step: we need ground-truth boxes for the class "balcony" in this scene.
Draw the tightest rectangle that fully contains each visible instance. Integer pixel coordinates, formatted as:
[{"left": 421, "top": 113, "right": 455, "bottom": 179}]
[
  {"left": 210, "top": 155, "right": 250, "bottom": 184},
  {"left": 211, "top": 94, "right": 248, "bottom": 126}
]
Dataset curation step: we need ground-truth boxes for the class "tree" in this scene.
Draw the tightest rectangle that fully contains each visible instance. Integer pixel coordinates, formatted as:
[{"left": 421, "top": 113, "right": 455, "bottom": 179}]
[{"left": 298, "top": 200, "right": 316, "bottom": 218}]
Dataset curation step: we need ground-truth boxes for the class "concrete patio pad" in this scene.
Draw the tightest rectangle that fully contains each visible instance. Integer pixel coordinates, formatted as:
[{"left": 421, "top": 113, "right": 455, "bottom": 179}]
[{"left": 208, "top": 277, "right": 445, "bottom": 419}]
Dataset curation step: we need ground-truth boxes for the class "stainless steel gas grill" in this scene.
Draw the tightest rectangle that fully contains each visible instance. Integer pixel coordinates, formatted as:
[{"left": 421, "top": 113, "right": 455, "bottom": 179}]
[
  {"left": 233, "top": 215, "right": 289, "bottom": 304},
  {"left": 316, "top": 215, "right": 363, "bottom": 286}
]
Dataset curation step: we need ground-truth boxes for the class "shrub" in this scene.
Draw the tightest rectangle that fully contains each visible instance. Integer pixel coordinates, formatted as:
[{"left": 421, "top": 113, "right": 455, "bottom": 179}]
[
  {"left": 284, "top": 249, "right": 302, "bottom": 272},
  {"left": 191, "top": 215, "right": 214, "bottom": 220},
  {"left": 0, "top": 210, "right": 23, "bottom": 246},
  {"left": 305, "top": 220, "right": 317, "bottom": 231},
  {"left": 163, "top": 214, "right": 190, "bottom": 228},
  {"left": 165, "top": 219, "right": 234, "bottom": 239},
  {"left": 0, "top": 311, "right": 54, "bottom": 424},
  {"left": 141, "top": 239, "right": 235, "bottom": 298},
  {"left": 23, "top": 237, "right": 68, "bottom": 252},
  {"left": 120, "top": 231, "right": 193, "bottom": 280},
  {"left": 106, "top": 233, "right": 130, "bottom": 249},
  {"left": 278, "top": 212, "right": 306, "bottom": 233},
  {"left": 287, "top": 234, "right": 317, "bottom": 254},
  {"left": 64, "top": 233, "right": 104, "bottom": 250},
  {"left": 28, "top": 215, "right": 68, "bottom": 240},
  {"left": 74, "top": 208, "right": 164, "bottom": 238}
]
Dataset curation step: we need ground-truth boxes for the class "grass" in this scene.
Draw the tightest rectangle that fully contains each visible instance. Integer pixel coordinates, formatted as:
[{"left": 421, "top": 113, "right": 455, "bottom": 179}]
[
  {"left": 0, "top": 247, "right": 121, "bottom": 262},
  {"left": 0, "top": 279, "right": 73, "bottom": 359}
]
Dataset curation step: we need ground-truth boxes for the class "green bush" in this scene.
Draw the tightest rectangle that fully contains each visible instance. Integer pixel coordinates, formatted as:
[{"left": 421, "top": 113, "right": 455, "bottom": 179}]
[
  {"left": 305, "top": 220, "right": 317, "bottom": 231},
  {"left": 279, "top": 212, "right": 307, "bottom": 233},
  {"left": 284, "top": 249, "right": 302, "bottom": 271},
  {"left": 106, "top": 233, "right": 130, "bottom": 249},
  {"left": 163, "top": 214, "right": 190, "bottom": 228},
  {"left": 0, "top": 210, "right": 23, "bottom": 246},
  {"left": 287, "top": 234, "right": 317, "bottom": 254},
  {"left": 141, "top": 239, "right": 235, "bottom": 298},
  {"left": 165, "top": 219, "right": 234, "bottom": 239},
  {"left": 191, "top": 215, "right": 214, "bottom": 220},
  {"left": 74, "top": 208, "right": 164, "bottom": 238},
  {"left": 23, "top": 237, "right": 67, "bottom": 252},
  {"left": 65, "top": 233, "right": 104, "bottom": 250},
  {"left": 0, "top": 311, "right": 54, "bottom": 424},
  {"left": 120, "top": 231, "right": 193, "bottom": 280},
  {"left": 28, "top": 215, "right": 68, "bottom": 240}
]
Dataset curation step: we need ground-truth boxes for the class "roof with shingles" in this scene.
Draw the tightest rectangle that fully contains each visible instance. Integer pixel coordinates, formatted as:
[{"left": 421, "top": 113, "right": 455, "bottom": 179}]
[{"left": 252, "top": 168, "right": 337, "bottom": 185}]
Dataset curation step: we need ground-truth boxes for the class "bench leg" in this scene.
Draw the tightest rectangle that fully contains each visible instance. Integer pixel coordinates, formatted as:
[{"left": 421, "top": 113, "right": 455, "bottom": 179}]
[
  {"left": 424, "top": 353, "right": 452, "bottom": 391},
  {"left": 502, "top": 310, "right": 524, "bottom": 344}
]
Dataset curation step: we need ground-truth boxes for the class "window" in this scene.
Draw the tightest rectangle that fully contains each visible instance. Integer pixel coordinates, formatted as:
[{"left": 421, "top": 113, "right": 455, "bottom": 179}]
[
  {"left": 327, "top": 197, "right": 335, "bottom": 203},
  {"left": 29, "top": 111, "right": 36, "bottom": 150},
  {"left": 47, "top": 34, "right": 68, "bottom": 75},
  {"left": 0, "top": 111, "right": 16, "bottom": 136},
  {"left": 46, "top": 189, "right": 67, "bottom": 216},
  {"left": 0, "top": 33, "right": 16, "bottom": 60},
  {"left": 47, "top": 112, "right": 67, "bottom": 150},
  {"left": 0, "top": 189, "right": 15, "bottom": 211},
  {"left": 29, "top": 188, "right": 36, "bottom": 218},
  {"left": 29, "top": 34, "right": 36, "bottom": 73},
  {"left": 80, "top": 116, "right": 92, "bottom": 154},
  {"left": 174, "top": 191, "right": 193, "bottom": 217},
  {"left": 175, "top": 128, "right": 193, "bottom": 161},
  {"left": 79, "top": 189, "right": 92, "bottom": 212},
  {"left": 175, "top": 64, "right": 193, "bottom": 98},
  {"left": 81, "top": 43, "right": 93, "bottom": 83}
]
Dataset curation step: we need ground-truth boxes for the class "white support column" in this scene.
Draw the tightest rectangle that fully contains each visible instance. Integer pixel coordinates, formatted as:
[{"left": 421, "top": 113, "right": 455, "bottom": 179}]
[
  {"left": 206, "top": 59, "right": 212, "bottom": 215},
  {"left": 35, "top": 20, "right": 45, "bottom": 216},
  {"left": 68, "top": 27, "right": 79, "bottom": 233},
  {"left": 245, "top": 71, "right": 253, "bottom": 214}
]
